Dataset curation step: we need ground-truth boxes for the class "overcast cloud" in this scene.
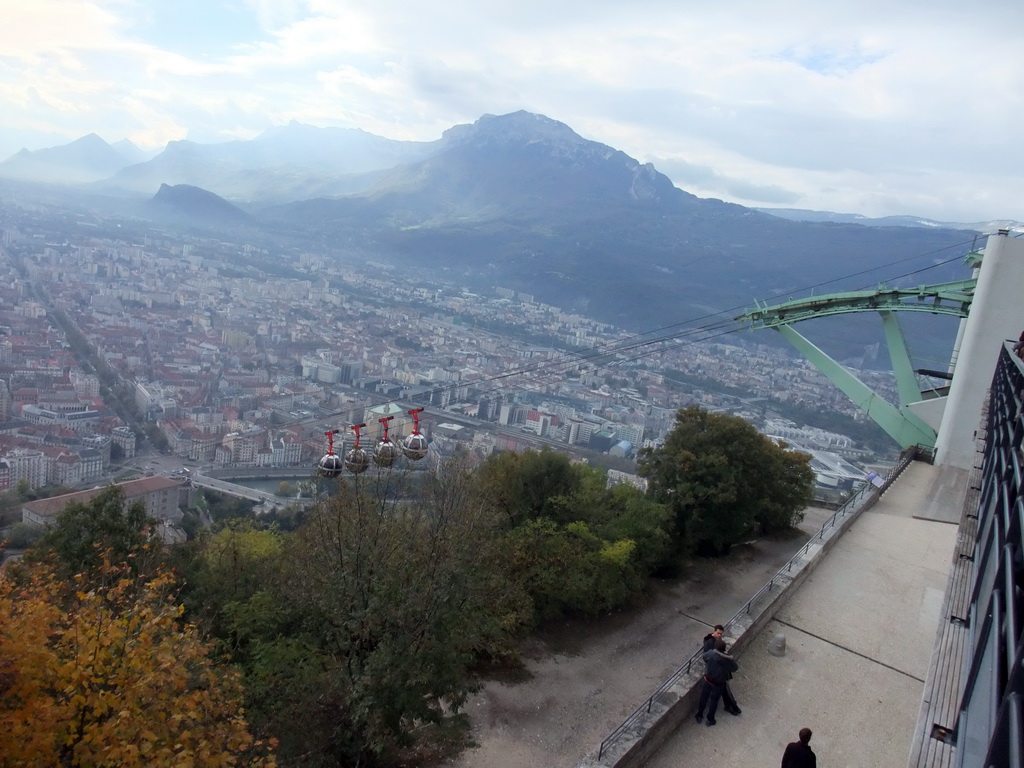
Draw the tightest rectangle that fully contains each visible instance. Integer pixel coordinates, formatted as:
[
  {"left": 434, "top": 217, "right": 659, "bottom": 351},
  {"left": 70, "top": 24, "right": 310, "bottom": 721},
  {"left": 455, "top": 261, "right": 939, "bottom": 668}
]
[{"left": 1, "top": 0, "right": 1021, "bottom": 222}]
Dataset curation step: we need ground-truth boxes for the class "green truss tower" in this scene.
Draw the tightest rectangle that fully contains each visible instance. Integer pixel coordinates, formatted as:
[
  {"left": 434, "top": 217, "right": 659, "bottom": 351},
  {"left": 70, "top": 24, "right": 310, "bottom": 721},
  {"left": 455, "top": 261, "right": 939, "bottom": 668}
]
[{"left": 736, "top": 277, "right": 977, "bottom": 451}]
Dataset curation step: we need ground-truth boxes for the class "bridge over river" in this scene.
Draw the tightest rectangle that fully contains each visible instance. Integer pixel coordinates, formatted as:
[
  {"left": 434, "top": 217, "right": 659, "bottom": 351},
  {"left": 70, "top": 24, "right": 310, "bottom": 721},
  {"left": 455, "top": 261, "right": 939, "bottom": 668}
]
[{"left": 190, "top": 472, "right": 316, "bottom": 509}]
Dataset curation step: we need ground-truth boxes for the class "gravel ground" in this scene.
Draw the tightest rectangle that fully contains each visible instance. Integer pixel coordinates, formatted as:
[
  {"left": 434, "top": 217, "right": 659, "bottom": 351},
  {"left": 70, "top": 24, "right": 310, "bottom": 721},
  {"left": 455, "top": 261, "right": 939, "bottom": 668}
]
[{"left": 438, "top": 507, "right": 834, "bottom": 768}]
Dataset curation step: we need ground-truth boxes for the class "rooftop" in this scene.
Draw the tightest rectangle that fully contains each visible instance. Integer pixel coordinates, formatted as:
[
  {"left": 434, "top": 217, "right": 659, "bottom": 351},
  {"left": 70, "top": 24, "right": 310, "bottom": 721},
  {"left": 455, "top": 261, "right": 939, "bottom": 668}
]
[{"left": 22, "top": 475, "right": 184, "bottom": 521}]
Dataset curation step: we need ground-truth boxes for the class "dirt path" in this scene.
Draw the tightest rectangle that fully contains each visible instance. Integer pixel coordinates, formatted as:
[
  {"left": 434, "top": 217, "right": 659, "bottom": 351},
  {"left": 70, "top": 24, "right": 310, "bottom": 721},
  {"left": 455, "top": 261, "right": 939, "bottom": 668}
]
[{"left": 440, "top": 507, "right": 834, "bottom": 768}]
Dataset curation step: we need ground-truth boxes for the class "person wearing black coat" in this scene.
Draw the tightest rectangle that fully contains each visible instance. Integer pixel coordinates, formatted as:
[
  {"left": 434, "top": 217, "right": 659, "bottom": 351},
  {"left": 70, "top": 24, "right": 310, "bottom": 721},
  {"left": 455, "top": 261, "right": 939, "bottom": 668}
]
[
  {"left": 694, "top": 642, "right": 739, "bottom": 726},
  {"left": 700, "top": 626, "right": 742, "bottom": 717},
  {"left": 781, "top": 728, "right": 817, "bottom": 768}
]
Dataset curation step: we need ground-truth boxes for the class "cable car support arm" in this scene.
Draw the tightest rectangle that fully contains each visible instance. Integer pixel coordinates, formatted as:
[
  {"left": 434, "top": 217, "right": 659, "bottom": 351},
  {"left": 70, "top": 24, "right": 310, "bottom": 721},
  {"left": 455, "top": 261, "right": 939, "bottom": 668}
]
[{"left": 736, "top": 279, "right": 975, "bottom": 450}]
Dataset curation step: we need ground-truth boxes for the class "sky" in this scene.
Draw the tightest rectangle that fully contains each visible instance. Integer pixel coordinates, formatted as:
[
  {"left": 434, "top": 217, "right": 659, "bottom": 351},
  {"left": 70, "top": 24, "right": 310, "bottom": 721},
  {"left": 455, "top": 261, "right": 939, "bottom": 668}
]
[{"left": 1, "top": 0, "right": 1022, "bottom": 223}]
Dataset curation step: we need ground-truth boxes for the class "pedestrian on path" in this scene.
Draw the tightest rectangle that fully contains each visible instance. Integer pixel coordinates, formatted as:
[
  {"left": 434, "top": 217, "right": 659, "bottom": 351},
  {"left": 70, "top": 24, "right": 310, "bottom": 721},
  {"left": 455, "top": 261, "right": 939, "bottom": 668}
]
[
  {"left": 699, "top": 625, "right": 741, "bottom": 716},
  {"left": 781, "top": 727, "right": 816, "bottom": 768},
  {"left": 694, "top": 636, "right": 738, "bottom": 726},
  {"left": 713, "top": 637, "right": 742, "bottom": 715}
]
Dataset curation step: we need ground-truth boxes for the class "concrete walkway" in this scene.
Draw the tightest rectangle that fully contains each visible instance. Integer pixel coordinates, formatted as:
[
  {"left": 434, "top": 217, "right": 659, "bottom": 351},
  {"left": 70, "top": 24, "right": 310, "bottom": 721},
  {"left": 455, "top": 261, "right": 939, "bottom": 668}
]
[
  {"left": 441, "top": 508, "right": 837, "bottom": 768},
  {"left": 643, "top": 461, "right": 964, "bottom": 768}
]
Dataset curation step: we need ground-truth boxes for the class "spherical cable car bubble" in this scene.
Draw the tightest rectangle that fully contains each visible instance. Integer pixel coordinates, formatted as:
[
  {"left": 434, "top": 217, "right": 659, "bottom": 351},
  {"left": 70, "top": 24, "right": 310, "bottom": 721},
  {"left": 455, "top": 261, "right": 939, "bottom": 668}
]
[
  {"left": 401, "top": 407, "right": 429, "bottom": 460},
  {"left": 317, "top": 429, "right": 344, "bottom": 478},
  {"left": 344, "top": 423, "right": 371, "bottom": 474},
  {"left": 344, "top": 447, "right": 370, "bottom": 474},
  {"left": 373, "top": 415, "right": 401, "bottom": 468},
  {"left": 318, "top": 453, "right": 344, "bottom": 477}
]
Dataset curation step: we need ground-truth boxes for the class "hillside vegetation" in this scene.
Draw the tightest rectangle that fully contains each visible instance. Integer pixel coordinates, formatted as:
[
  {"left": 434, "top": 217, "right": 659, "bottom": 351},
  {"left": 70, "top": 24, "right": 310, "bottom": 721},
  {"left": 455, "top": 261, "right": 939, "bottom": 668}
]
[{"left": 3, "top": 407, "right": 813, "bottom": 767}]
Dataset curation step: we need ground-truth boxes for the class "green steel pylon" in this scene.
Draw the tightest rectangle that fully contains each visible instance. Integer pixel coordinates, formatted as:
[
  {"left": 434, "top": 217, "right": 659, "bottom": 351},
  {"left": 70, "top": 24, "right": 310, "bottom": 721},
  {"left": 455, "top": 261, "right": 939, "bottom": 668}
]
[{"left": 736, "top": 277, "right": 976, "bottom": 450}]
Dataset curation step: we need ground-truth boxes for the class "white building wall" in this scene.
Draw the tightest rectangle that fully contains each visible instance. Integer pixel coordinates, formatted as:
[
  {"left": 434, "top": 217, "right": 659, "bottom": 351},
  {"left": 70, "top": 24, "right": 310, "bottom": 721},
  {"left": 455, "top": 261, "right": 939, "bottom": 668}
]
[
  {"left": 935, "top": 232, "right": 1024, "bottom": 469},
  {"left": 5, "top": 448, "right": 48, "bottom": 490}
]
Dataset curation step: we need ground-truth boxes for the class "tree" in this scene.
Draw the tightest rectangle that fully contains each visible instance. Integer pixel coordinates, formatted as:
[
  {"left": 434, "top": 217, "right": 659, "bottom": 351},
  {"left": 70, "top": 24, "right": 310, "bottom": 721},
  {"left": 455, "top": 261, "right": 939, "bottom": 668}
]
[
  {"left": 475, "top": 449, "right": 675, "bottom": 614},
  {"left": 0, "top": 557, "right": 275, "bottom": 767},
  {"left": 750, "top": 440, "right": 815, "bottom": 533},
  {"left": 1, "top": 522, "right": 44, "bottom": 550},
  {"left": 502, "top": 518, "right": 643, "bottom": 620},
  {"left": 588, "top": 483, "right": 675, "bottom": 576},
  {"left": 202, "top": 489, "right": 258, "bottom": 526},
  {"left": 175, "top": 522, "right": 286, "bottom": 642},
  {"left": 638, "top": 406, "right": 815, "bottom": 555},
  {"left": 271, "top": 457, "right": 526, "bottom": 765},
  {"left": 33, "top": 485, "right": 158, "bottom": 578},
  {"left": 474, "top": 447, "right": 586, "bottom": 526}
]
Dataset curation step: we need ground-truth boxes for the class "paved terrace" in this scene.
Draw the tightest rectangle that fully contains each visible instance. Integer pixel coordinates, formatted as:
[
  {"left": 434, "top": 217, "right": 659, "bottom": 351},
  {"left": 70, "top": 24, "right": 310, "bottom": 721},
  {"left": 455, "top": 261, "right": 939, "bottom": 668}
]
[{"left": 581, "top": 459, "right": 968, "bottom": 768}]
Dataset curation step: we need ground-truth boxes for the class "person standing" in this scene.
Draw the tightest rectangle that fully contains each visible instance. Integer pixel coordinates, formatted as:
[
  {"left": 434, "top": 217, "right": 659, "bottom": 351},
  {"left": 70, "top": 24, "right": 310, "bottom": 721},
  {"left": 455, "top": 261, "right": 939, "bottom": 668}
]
[
  {"left": 701, "top": 625, "right": 725, "bottom": 653},
  {"left": 714, "top": 637, "right": 742, "bottom": 714},
  {"left": 700, "top": 625, "right": 741, "bottom": 715},
  {"left": 694, "top": 638, "right": 738, "bottom": 726},
  {"left": 781, "top": 727, "right": 816, "bottom": 768}
]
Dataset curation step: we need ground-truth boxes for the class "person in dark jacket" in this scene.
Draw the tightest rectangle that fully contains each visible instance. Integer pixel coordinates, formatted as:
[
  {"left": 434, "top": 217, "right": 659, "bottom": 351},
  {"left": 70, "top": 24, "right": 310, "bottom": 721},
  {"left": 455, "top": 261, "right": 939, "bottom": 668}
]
[
  {"left": 700, "top": 626, "right": 741, "bottom": 716},
  {"left": 781, "top": 727, "right": 816, "bottom": 768},
  {"left": 701, "top": 625, "right": 725, "bottom": 650},
  {"left": 694, "top": 642, "right": 738, "bottom": 726},
  {"left": 713, "top": 637, "right": 742, "bottom": 714}
]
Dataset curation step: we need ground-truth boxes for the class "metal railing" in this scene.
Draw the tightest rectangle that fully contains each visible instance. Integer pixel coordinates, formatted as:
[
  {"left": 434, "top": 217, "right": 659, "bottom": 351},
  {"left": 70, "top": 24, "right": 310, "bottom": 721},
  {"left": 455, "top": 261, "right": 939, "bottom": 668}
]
[
  {"left": 952, "top": 343, "right": 1024, "bottom": 768},
  {"left": 596, "top": 449, "right": 915, "bottom": 761}
]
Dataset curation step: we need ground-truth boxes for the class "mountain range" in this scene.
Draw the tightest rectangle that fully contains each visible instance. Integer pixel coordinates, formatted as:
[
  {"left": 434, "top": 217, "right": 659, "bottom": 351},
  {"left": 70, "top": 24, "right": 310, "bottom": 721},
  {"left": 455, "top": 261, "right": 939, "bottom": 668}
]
[
  {"left": 1, "top": 111, "right": 1007, "bottom": 362},
  {"left": 0, "top": 133, "right": 154, "bottom": 185}
]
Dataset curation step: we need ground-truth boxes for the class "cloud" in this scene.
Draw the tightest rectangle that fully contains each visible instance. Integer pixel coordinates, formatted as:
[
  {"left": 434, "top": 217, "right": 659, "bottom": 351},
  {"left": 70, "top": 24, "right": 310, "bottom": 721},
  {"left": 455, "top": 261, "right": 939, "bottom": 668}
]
[{"left": 651, "top": 157, "right": 802, "bottom": 205}]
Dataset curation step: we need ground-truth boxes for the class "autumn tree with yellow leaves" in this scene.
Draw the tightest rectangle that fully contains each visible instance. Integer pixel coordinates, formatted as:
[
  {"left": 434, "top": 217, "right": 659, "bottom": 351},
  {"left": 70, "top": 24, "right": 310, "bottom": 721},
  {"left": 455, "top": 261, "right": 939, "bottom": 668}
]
[{"left": 0, "top": 556, "right": 275, "bottom": 768}]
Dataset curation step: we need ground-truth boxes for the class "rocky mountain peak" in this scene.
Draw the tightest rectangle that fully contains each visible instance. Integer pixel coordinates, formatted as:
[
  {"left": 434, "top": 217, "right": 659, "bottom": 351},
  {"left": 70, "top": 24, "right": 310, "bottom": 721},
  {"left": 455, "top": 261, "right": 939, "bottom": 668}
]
[{"left": 441, "top": 111, "right": 591, "bottom": 153}]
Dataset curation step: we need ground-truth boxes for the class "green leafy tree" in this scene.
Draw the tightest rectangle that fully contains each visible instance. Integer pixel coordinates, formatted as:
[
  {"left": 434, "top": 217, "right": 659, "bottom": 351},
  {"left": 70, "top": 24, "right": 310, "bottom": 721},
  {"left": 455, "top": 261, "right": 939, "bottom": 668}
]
[
  {"left": 503, "top": 518, "right": 642, "bottom": 620},
  {"left": 474, "top": 447, "right": 586, "bottom": 526},
  {"left": 170, "top": 524, "right": 316, "bottom": 760},
  {"left": 175, "top": 522, "right": 286, "bottom": 642},
  {"left": 752, "top": 440, "right": 815, "bottom": 532},
  {"left": 198, "top": 457, "right": 528, "bottom": 766},
  {"left": 2, "top": 522, "right": 44, "bottom": 550},
  {"left": 32, "top": 485, "right": 159, "bottom": 578},
  {"left": 476, "top": 449, "right": 675, "bottom": 615},
  {"left": 202, "top": 489, "right": 259, "bottom": 525},
  {"left": 588, "top": 483, "right": 675, "bottom": 575},
  {"left": 638, "top": 406, "right": 815, "bottom": 555}
]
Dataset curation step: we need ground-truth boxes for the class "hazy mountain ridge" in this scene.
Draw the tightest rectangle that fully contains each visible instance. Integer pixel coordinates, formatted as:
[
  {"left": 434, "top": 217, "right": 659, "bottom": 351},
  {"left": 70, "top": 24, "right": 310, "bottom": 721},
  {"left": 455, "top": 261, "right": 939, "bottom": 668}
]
[
  {"left": 92, "top": 123, "right": 438, "bottom": 198},
  {"left": 0, "top": 112, "right": 979, "bottom": 359},
  {"left": 0, "top": 133, "right": 143, "bottom": 185},
  {"left": 2, "top": 113, "right": 1006, "bottom": 232},
  {"left": 756, "top": 206, "right": 1022, "bottom": 234},
  {"left": 251, "top": 114, "right": 969, "bottom": 351},
  {"left": 338, "top": 112, "right": 686, "bottom": 226},
  {"left": 147, "top": 183, "right": 251, "bottom": 225}
]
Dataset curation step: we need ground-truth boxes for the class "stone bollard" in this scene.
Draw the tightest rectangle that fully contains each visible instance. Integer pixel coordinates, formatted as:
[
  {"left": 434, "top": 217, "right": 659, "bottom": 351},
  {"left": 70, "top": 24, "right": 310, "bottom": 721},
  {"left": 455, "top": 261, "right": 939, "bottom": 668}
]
[{"left": 768, "top": 633, "right": 787, "bottom": 657}]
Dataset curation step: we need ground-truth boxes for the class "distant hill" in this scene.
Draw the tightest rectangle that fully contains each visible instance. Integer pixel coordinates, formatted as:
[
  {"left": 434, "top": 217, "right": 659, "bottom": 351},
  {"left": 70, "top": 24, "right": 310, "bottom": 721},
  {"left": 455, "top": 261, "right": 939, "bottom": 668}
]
[
  {"left": 110, "top": 138, "right": 157, "bottom": 166},
  {"left": 98, "top": 122, "right": 437, "bottom": 199},
  {"left": 146, "top": 183, "right": 251, "bottom": 226},
  {"left": 1, "top": 112, "right": 980, "bottom": 363},
  {"left": 259, "top": 112, "right": 973, "bottom": 354},
  {"left": 756, "top": 207, "right": 1022, "bottom": 234},
  {"left": 0, "top": 133, "right": 139, "bottom": 184}
]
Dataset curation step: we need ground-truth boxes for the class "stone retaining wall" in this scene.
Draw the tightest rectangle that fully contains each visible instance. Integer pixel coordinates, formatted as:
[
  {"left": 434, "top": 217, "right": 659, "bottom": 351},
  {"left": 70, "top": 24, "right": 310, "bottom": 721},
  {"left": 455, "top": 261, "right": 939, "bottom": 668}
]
[{"left": 577, "top": 481, "right": 889, "bottom": 768}]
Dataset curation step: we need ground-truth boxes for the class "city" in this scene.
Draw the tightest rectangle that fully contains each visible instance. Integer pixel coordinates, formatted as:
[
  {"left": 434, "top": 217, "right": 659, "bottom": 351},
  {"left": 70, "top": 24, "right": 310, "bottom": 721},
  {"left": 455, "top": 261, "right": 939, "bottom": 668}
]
[{"left": 0, "top": 190, "right": 899, "bottom": 539}]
